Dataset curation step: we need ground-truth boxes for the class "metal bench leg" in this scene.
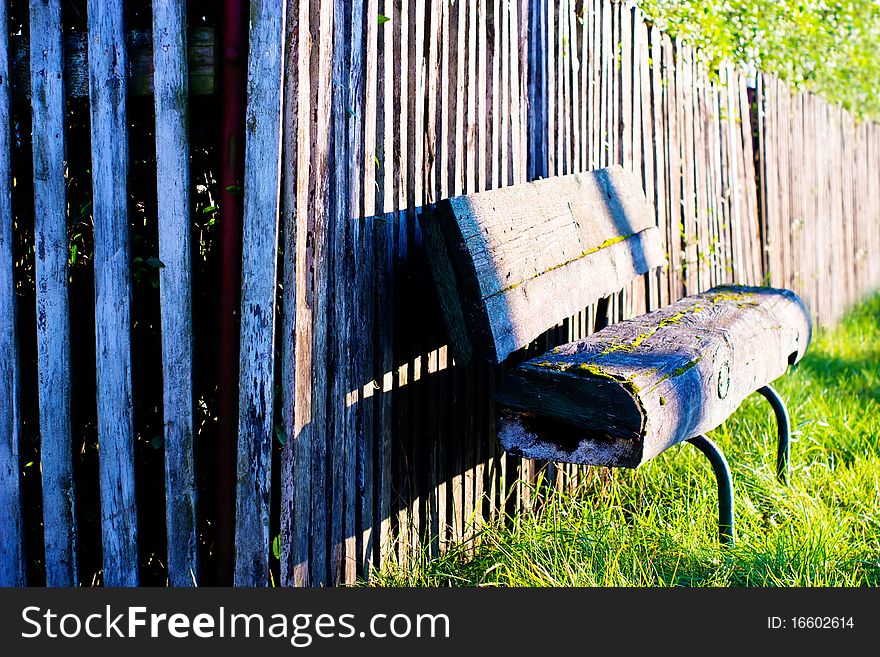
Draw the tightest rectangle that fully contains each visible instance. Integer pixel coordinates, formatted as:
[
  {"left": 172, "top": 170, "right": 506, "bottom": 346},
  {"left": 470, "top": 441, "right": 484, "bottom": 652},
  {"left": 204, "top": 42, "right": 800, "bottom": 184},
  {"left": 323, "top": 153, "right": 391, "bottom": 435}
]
[
  {"left": 687, "top": 434, "right": 735, "bottom": 546},
  {"left": 757, "top": 384, "right": 791, "bottom": 485}
]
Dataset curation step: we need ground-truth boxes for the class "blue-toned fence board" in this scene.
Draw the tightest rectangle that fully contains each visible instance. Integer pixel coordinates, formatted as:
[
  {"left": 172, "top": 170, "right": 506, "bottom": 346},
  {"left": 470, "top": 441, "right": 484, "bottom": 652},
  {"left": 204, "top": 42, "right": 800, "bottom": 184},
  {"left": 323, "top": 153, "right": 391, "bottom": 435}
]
[
  {"left": 234, "top": 0, "right": 286, "bottom": 587},
  {"left": 30, "top": 0, "right": 77, "bottom": 588},
  {"left": 87, "top": 0, "right": 139, "bottom": 587},
  {"left": 153, "top": 0, "right": 197, "bottom": 587},
  {"left": 0, "top": 0, "right": 25, "bottom": 588}
]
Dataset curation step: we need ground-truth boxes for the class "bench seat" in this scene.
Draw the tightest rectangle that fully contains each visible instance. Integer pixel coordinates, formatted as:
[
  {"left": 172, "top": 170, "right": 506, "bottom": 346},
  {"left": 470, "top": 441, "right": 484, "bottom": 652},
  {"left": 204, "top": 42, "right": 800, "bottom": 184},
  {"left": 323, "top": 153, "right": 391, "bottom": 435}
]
[{"left": 495, "top": 285, "right": 811, "bottom": 468}]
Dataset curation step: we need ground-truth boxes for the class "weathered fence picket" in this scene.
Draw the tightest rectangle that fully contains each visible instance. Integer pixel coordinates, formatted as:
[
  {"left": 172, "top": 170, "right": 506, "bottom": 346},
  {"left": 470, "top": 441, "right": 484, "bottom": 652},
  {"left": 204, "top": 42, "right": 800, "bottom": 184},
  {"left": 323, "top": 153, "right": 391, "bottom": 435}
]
[
  {"left": 152, "top": 0, "right": 197, "bottom": 588},
  {"left": 0, "top": 0, "right": 25, "bottom": 588},
  {"left": 87, "top": 0, "right": 139, "bottom": 587},
  {"left": 30, "top": 0, "right": 77, "bottom": 587},
  {"left": 234, "top": 0, "right": 287, "bottom": 587}
]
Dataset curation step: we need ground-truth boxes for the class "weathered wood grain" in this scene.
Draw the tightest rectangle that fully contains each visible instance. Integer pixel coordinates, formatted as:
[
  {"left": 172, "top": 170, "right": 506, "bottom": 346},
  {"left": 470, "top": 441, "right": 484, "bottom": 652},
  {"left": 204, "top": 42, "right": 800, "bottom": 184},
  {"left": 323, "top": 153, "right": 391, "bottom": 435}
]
[
  {"left": 152, "top": 0, "right": 197, "bottom": 588},
  {"left": 87, "top": 0, "right": 139, "bottom": 587},
  {"left": 375, "top": 0, "right": 394, "bottom": 571},
  {"left": 308, "top": 0, "right": 335, "bottom": 586},
  {"left": 234, "top": 0, "right": 286, "bottom": 587},
  {"left": 422, "top": 166, "right": 665, "bottom": 363},
  {"left": 0, "top": 0, "right": 25, "bottom": 587},
  {"left": 329, "top": 0, "right": 352, "bottom": 586},
  {"left": 11, "top": 28, "right": 215, "bottom": 99},
  {"left": 30, "top": 0, "right": 77, "bottom": 587},
  {"left": 279, "top": 0, "right": 302, "bottom": 588},
  {"left": 347, "top": 0, "right": 366, "bottom": 586},
  {"left": 496, "top": 286, "right": 811, "bottom": 467}
]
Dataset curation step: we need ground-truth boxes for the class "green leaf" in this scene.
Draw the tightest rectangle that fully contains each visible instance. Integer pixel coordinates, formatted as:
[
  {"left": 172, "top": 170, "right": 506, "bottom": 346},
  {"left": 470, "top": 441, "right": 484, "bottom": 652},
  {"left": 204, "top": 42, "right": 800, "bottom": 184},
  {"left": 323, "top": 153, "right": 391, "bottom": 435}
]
[
  {"left": 203, "top": 205, "right": 219, "bottom": 214},
  {"left": 24, "top": 461, "right": 34, "bottom": 468},
  {"left": 272, "top": 534, "right": 281, "bottom": 560},
  {"left": 274, "top": 423, "right": 288, "bottom": 446},
  {"left": 150, "top": 436, "right": 163, "bottom": 450},
  {"left": 224, "top": 185, "right": 243, "bottom": 195},
  {"left": 378, "top": 14, "right": 390, "bottom": 25}
]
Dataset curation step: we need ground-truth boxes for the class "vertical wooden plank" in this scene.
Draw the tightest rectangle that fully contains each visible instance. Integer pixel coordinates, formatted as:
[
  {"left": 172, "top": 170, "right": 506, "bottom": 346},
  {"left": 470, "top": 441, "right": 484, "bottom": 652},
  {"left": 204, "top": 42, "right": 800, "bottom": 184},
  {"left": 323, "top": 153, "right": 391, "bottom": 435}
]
[
  {"left": 309, "top": 0, "right": 335, "bottom": 586},
  {"left": 363, "top": 0, "right": 379, "bottom": 217},
  {"left": 375, "top": 207, "right": 394, "bottom": 569},
  {"left": 485, "top": 0, "right": 500, "bottom": 523},
  {"left": 328, "top": 0, "right": 365, "bottom": 585},
  {"left": 590, "top": 0, "right": 601, "bottom": 169},
  {"left": 376, "top": 0, "right": 394, "bottom": 569},
  {"left": 680, "top": 46, "right": 697, "bottom": 295},
  {"left": 424, "top": 0, "right": 444, "bottom": 555},
  {"left": 752, "top": 73, "right": 770, "bottom": 280},
  {"left": 500, "top": 0, "right": 512, "bottom": 185},
  {"left": 569, "top": 1, "right": 581, "bottom": 174},
  {"left": 717, "top": 68, "right": 731, "bottom": 284},
  {"left": 470, "top": 0, "right": 487, "bottom": 537},
  {"left": 619, "top": 2, "right": 632, "bottom": 170},
  {"left": 30, "top": 0, "right": 77, "bottom": 587},
  {"left": 492, "top": 0, "right": 503, "bottom": 186},
  {"left": 87, "top": 0, "right": 139, "bottom": 587},
  {"left": 347, "top": 0, "right": 367, "bottom": 584},
  {"left": 517, "top": 0, "right": 528, "bottom": 181},
  {"left": 779, "top": 81, "right": 791, "bottom": 290},
  {"left": 610, "top": 0, "right": 620, "bottom": 166},
  {"left": 710, "top": 77, "right": 726, "bottom": 285},
  {"left": 458, "top": 0, "right": 476, "bottom": 547},
  {"left": 466, "top": 0, "right": 477, "bottom": 192},
  {"left": 356, "top": 212, "right": 376, "bottom": 575},
  {"left": 649, "top": 25, "right": 668, "bottom": 307},
  {"left": 0, "top": 0, "right": 25, "bottom": 588},
  {"left": 558, "top": 0, "right": 570, "bottom": 174},
  {"left": 788, "top": 80, "right": 801, "bottom": 297},
  {"left": 599, "top": 0, "right": 611, "bottom": 167},
  {"left": 637, "top": 14, "right": 657, "bottom": 311},
  {"left": 693, "top": 59, "right": 709, "bottom": 291},
  {"left": 474, "top": 0, "right": 492, "bottom": 536},
  {"left": 391, "top": 0, "right": 411, "bottom": 567},
  {"left": 735, "top": 70, "right": 756, "bottom": 285},
  {"left": 477, "top": 0, "right": 488, "bottom": 190},
  {"left": 406, "top": 0, "right": 426, "bottom": 563},
  {"left": 234, "top": 0, "right": 286, "bottom": 586},
  {"left": 445, "top": 0, "right": 464, "bottom": 546},
  {"left": 580, "top": 0, "right": 590, "bottom": 171},
  {"left": 280, "top": 0, "right": 307, "bottom": 587},
  {"left": 329, "top": 0, "right": 352, "bottom": 587},
  {"left": 737, "top": 71, "right": 761, "bottom": 287},
  {"left": 665, "top": 36, "right": 682, "bottom": 299},
  {"left": 152, "top": 0, "right": 196, "bottom": 587},
  {"left": 766, "top": 76, "right": 780, "bottom": 286}
]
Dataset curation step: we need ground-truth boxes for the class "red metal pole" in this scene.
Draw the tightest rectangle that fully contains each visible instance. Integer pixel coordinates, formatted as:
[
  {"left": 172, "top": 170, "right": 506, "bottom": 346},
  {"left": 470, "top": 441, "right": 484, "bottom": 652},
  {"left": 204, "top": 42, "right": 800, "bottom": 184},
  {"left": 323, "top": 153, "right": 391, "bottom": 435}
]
[{"left": 216, "top": 0, "right": 248, "bottom": 585}]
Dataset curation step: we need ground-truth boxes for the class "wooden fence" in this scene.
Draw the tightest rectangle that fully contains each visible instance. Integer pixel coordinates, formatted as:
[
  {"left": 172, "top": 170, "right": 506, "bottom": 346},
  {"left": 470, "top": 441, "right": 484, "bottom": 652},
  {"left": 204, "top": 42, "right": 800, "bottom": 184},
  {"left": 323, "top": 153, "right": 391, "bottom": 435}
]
[
  {"left": 756, "top": 75, "right": 880, "bottom": 327},
  {"left": 0, "top": 0, "right": 878, "bottom": 587}
]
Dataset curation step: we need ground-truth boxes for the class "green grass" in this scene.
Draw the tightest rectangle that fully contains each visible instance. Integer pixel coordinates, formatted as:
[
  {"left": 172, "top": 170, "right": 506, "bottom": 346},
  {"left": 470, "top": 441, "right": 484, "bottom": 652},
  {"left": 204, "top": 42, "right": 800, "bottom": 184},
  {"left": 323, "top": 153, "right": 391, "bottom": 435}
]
[{"left": 374, "top": 294, "right": 880, "bottom": 587}]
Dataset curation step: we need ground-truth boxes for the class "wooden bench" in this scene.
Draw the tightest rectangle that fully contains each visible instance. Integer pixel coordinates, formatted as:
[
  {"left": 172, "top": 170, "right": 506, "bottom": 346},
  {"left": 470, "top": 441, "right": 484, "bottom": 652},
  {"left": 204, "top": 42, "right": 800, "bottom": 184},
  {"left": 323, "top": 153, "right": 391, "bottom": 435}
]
[{"left": 421, "top": 165, "right": 811, "bottom": 545}]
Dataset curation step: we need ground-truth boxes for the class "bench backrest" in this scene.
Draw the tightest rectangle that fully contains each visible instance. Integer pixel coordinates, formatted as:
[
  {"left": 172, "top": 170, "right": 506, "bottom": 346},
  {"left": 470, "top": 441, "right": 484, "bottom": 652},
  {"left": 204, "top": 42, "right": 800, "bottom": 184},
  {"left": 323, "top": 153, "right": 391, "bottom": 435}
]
[{"left": 421, "top": 165, "right": 665, "bottom": 364}]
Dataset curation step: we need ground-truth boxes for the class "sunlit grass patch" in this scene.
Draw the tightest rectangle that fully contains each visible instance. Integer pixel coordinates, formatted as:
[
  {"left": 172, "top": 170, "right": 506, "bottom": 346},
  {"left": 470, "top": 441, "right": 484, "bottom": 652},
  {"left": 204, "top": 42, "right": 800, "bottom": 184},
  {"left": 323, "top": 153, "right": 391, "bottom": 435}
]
[{"left": 373, "top": 293, "right": 880, "bottom": 587}]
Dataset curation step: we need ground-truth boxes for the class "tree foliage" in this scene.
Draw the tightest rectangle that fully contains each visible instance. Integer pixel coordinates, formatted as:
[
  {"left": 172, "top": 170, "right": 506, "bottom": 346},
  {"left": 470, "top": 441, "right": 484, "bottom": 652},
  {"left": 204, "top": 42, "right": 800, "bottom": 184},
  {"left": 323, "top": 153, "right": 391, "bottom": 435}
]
[{"left": 638, "top": 0, "right": 880, "bottom": 120}]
